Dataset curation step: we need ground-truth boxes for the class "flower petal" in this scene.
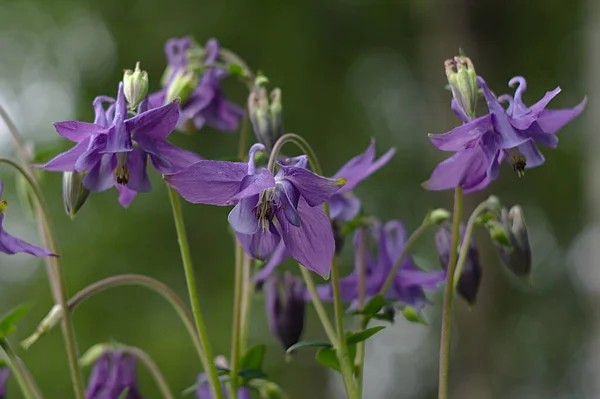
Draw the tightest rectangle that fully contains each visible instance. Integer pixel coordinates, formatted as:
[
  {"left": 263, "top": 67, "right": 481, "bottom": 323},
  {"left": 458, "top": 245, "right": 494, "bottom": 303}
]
[
  {"left": 0, "top": 215, "right": 55, "bottom": 257},
  {"left": 276, "top": 180, "right": 300, "bottom": 227},
  {"left": 536, "top": 97, "right": 587, "bottom": 134},
  {"left": 126, "top": 150, "right": 151, "bottom": 193},
  {"left": 396, "top": 269, "right": 446, "bottom": 289},
  {"left": 202, "top": 95, "right": 245, "bottom": 132},
  {"left": 428, "top": 114, "right": 492, "bottom": 151},
  {"left": 278, "top": 164, "right": 342, "bottom": 207},
  {"left": 83, "top": 154, "right": 116, "bottom": 192},
  {"left": 422, "top": 146, "right": 490, "bottom": 193},
  {"left": 329, "top": 193, "right": 361, "bottom": 222},
  {"left": 117, "top": 185, "right": 137, "bottom": 208},
  {"left": 127, "top": 99, "right": 181, "bottom": 141},
  {"left": 53, "top": 121, "right": 108, "bottom": 143},
  {"left": 75, "top": 135, "right": 108, "bottom": 172},
  {"left": 510, "top": 87, "right": 561, "bottom": 130},
  {"left": 517, "top": 140, "right": 545, "bottom": 169},
  {"left": 36, "top": 139, "right": 90, "bottom": 172},
  {"left": 276, "top": 198, "right": 334, "bottom": 279},
  {"left": 228, "top": 195, "right": 260, "bottom": 235},
  {"left": 230, "top": 169, "right": 276, "bottom": 202},
  {"left": 253, "top": 242, "right": 290, "bottom": 282},
  {"left": 136, "top": 136, "right": 202, "bottom": 174},
  {"left": 165, "top": 161, "right": 248, "bottom": 205},
  {"left": 236, "top": 224, "right": 281, "bottom": 261}
]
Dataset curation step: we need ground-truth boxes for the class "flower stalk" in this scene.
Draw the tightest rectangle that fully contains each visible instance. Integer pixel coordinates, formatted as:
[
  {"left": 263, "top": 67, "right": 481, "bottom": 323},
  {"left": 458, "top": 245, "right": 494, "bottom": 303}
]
[{"left": 0, "top": 338, "right": 38, "bottom": 399}]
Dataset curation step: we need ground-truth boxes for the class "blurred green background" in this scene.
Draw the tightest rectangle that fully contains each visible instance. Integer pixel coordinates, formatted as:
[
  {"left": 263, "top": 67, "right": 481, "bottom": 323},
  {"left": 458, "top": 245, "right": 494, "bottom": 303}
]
[{"left": 0, "top": 0, "right": 595, "bottom": 397}]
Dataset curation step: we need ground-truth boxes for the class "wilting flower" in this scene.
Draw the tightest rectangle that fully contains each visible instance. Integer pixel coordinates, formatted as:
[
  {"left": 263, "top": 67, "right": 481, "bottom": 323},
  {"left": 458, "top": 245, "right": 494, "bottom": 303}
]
[
  {"left": 264, "top": 272, "right": 305, "bottom": 349},
  {"left": 314, "top": 220, "right": 446, "bottom": 308},
  {"left": 165, "top": 144, "right": 343, "bottom": 277},
  {"left": 435, "top": 223, "right": 482, "bottom": 304},
  {"left": 38, "top": 82, "right": 200, "bottom": 207},
  {"left": 424, "top": 76, "right": 586, "bottom": 193},
  {"left": 85, "top": 351, "right": 144, "bottom": 399},
  {"left": 0, "top": 181, "right": 55, "bottom": 257},
  {"left": 494, "top": 205, "right": 531, "bottom": 279},
  {"left": 0, "top": 367, "right": 9, "bottom": 398},
  {"left": 149, "top": 37, "right": 244, "bottom": 133}
]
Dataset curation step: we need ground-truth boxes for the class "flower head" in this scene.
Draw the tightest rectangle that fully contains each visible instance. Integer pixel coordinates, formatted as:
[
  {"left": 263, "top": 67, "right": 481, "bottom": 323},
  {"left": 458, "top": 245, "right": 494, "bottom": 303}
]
[
  {"left": 38, "top": 82, "right": 201, "bottom": 207},
  {"left": 494, "top": 205, "right": 531, "bottom": 279},
  {"left": 0, "top": 367, "right": 9, "bottom": 398},
  {"left": 85, "top": 351, "right": 144, "bottom": 399},
  {"left": 0, "top": 181, "right": 55, "bottom": 257},
  {"left": 165, "top": 144, "right": 342, "bottom": 277},
  {"left": 264, "top": 272, "right": 305, "bottom": 349}
]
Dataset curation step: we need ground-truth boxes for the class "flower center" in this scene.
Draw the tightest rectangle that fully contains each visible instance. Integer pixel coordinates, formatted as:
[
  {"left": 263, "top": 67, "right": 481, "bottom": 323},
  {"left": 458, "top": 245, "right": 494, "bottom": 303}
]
[
  {"left": 507, "top": 148, "right": 526, "bottom": 177},
  {"left": 115, "top": 152, "right": 130, "bottom": 185},
  {"left": 254, "top": 188, "right": 277, "bottom": 231}
]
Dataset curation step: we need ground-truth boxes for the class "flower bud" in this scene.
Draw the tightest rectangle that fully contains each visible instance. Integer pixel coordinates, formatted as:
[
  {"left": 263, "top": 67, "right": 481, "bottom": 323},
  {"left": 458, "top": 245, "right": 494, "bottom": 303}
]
[
  {"left": 85, "top": 350, "right": 143, "bottom": 399},
  {"left": 445, "top": 55, "right": 478, "bottom": 120},
  {"left": 264, "top": 273, "right": 305, "bottom": 350},
  {"left": 248, "top": 87, "right": 284, "bottom": 152},
  {"left": 435, "top": 223, "right": 482, "bottom": 305},
  {"left": 427, "top": 208, "right": 452, "bottom": 225},
  {"left": 63, "top": 171, "right": 90, "bottom": 219},
  {"left": 495, "top": 206, "right": 531, "bottom": 279},
  {"left": 332, "top": 220, "right": 346, "bottom": 255},
  {"left": 123, "top": 62, "right": 149, "bottom": 110},
  {"left": 164, "top": 69, "right": 198, "bottom": 105}
]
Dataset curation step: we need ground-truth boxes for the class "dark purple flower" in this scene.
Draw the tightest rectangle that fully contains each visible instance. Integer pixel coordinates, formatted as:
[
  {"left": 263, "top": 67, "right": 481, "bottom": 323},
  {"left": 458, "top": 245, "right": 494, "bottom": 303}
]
[
  {"left": 0, "top": 367, "right": 9, "bottom": 398},
  {"left": 314, "top": 220, "right": 446, "bottom": 308},
  {"left": 149, "top": 38, "right": 244, "bottom": 133},
  {"left": 165, "top": 144, "right": 343, "bottom": 278},
  {"left": 37, "top": 83, "right": 200, "bottom": 207},
  {"left": 264, "top": 272, "right": 305, "bottom": 349},
  {"left": 195, "top": 374, "right": 250, "bottom": 399},
  {"left": 85, "top": 352, "right": 144, "bottom": 399},
  {"left": 0, "top": 181, "right": 55, "bottom": 257}
]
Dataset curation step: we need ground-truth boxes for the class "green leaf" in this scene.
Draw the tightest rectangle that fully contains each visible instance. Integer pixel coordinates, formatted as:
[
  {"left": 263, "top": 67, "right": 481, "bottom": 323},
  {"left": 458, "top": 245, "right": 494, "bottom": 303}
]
[
  {"left": 228, "top": 63, "right": 245, "bottom": 77},
  {"left": 362, "top": 295, "right": 386, "bottom": 315},
  {"left": 240, "top": 344, "right": 266, "bottom": 371},
  {"left": 402, "top": 306, "right": 428, "bottom": 325},
  {"left": 239, "top": 369, "right": 267, "bottom": 380},
  {"left": 0, "top": 304, "right": 30, "bottom": 339},
  {"left": 475, "top": 212, "right": 498, "bottom": 225},
  {"left": 286, "top": 340, "right": 332, "bottom": 354},
  {"left": 346, "top": 326, "right": 386, "bottom": 345},
  {"left": 118, "top": 387, "right": 130, "bottom": 399},
  {"left": 315, "top": 347, "right": 340, "bottom": 372}
]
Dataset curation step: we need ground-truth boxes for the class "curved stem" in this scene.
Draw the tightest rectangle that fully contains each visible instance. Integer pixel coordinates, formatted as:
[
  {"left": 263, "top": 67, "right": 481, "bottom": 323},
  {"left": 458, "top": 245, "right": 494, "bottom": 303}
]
[
  {"left": 229, "top": 242, "right": 244, "bottom": 398},
  {"left": 121, "top": 346, "right": 174, "bottom": 399},
  {"left": 0, "top": 339, "right": 36, "bottom": 399},
  {"left": 452, "top": 201, "right": 489, "bottom": 290},
  {"left": 0, "top": 157, "right": 85, "bottom": 399},
  {"left": 298, "top": 267, "right": 337, "bottom": 344},
  {"left": 437, "top": 187, "right": 463, "bottom": 399},
  {"left": 0, "top": 105, "right": 30, "bottom": 164},
  {"left": 167, "top": 186, "right": 225, "bottom": 399}
]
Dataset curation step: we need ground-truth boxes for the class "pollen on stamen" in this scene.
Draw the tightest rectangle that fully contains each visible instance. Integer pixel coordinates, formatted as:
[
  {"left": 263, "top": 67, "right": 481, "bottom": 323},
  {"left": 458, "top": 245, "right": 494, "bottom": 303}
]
[
  {"left": 0, "top": 200, "right": 7, "bottom": 213},
  {"left": 115, "top": 166, "right": 129, "bottom": 185},
  {"left": 507, "top": 149, "right": 527, "bottom": 178}
]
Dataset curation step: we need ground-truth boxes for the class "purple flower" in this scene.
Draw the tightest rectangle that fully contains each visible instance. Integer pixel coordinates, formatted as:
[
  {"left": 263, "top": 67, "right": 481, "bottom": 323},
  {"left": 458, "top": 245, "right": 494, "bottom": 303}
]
[
  {"left": 264, "top": 272, "right": 305, "bottom": 349},
  {"left": 329, "top": 140, "right": 395, "bottom": 222},
  {"left": 85, "top": 352, "right": 144, "bottom": 399},
  {"left": 0, "top": 181, "right": 55, "bottom": 257},
  {"left": 165, "top": 144, "right": 343, "bottom": 278},
  {"left": 313, "top": 220, "right": 446, "bottom": 308},
  {"left": 37, "top": 83, "right": 201, "bottom": 207},
  {"left": 149, "top": 38, "right": 244, "bottom": 133},
  {"left": 424, "top": 76, "right": 586, "bottom": 193},
  {"left": 0, "top": 367, "right": 9, "bottom": 398},
  {"left": 195, "top": 375, "right": 250, "bottom": 399}
]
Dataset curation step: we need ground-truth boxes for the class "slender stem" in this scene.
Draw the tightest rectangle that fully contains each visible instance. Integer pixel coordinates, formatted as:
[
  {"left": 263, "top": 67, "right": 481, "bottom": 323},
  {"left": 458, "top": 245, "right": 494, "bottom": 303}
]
[
  {"left": 378, "top": 221, "right": 431, "bottom": 296},
  {"left": 167, "top": 186, "right": 225, "bottom": 399},
  {"left": 229, "top": 242, "right": 244, "bottom": 398},
  {"left": 298, "top": 267, "right": 338, "bottom": 344},
  {"left": 354, "top": 228, "right": 367, "bottom": 396},
  {"left": 452, "top": 201, "right": 489, "bottom": 290},
  {"left": 0, "top": 105, "right": 30, "bottom": 164},
  {"left": 237, "top": 116, "right": 249, "bottom": 161},
  {"left": 122, "top": 346, "right": 174, "bottom": 399},
  {"left": 20, "top": 358, "right": 45, "bottom": 399},
  {"left": 437, "top": 187, "right": 463, "bottom": 399},
  {"left": 0, "top": 339, "right": 36, "bottom": 399},
  {"left": 239, "top": 256, "right": 253, "bottom": 354},
  {"left": 0, "top": 157, "right": 85, "bottom": 399}
]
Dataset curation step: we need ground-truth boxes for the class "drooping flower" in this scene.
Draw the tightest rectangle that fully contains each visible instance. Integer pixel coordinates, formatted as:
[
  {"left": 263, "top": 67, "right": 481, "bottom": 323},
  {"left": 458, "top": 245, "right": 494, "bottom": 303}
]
[
  {"left": 149, "top": 37, "right": 244, "bottom": 133},
  {"left": 313, "top": 220, "right": 446, "bottom": 309},
  {"left": 165, "top": 144, "right": 343, "bottom": 278},
  {"left": 0, "top": 367, "right": 9, "bottom": 398},
  {"left": 195, "top": 373, "right": 251, "bottom": 399},
  {"left": 37, "top": 82, "right": 201, "bottom": 207},
  {"left": 494, "top": 205, "right": 531, "bottom": 279},
  {"left": 85, "top": 351, "right": 144, "bottom": 399},
  {"left": 264, "top": 272, "right": 305, "bottom": 349},
  {"left": 0, "top": 181, "right": 55, "bottom": 257}
]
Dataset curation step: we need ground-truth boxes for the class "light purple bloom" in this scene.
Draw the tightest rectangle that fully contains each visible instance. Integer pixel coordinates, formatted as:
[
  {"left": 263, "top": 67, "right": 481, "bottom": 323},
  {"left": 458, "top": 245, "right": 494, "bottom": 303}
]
[
  {"left": 265, "top": 272, "right": 305, "bottom": 349},
  {"left": 148, "top": 37, "right": 244, "bottom": 133},
  {"left": 195, "top": 374, "right": 250, "bottom": 399},
  {"left": 165, "top": 144, "right": 343, "bottom": 278},
  {"left": 313, "top": 220, "right": 446, "bottom": 308},
  {"left": 0, "top": 181, "right": 55, "bottom": 257},
  {"left": 37, "top": 83, "right": 200, "bottom": 207},
  {"left": 85, "top": 352, "right": 144, "bottom": 399},
  {"left": 0, "top": 367, "right": 9, "bottom": 398}
]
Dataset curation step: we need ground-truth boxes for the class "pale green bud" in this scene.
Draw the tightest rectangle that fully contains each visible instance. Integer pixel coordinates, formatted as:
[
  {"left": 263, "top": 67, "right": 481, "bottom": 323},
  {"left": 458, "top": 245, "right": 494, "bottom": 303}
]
[
  {"left": 62, "top": 171, "right": 90, "bottom": 219},
  {"left": 164, "top": 69, "right": 198, "bottom": 105},
  {"left": 445, "top": 55, "right": 478, "bottom": 120},
  {"left": 123, "top": 62, "right": 149, "bottom": 110}
]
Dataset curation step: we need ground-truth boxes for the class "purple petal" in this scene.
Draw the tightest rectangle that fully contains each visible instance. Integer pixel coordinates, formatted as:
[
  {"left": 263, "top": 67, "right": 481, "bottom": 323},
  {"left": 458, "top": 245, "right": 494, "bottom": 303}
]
[
  {"left": 276, "top": 198, "right": 334, "bottom": 279},
  {"left": 510, "top": 87, "right": 561, "bottom": 130},
  {"left": 536, "top": 97, "right": 587, "bottom": 134},
  {"left": 117, "top": 185, "right": 137, "bottom": 208},
  {"left": 428, "top": 114, "right": 492, "bottom": 151},
  {"left": 253, "top": 242, "right": 290, "bottom": 282},
  {"left": 83, "top": 154, "right": 116, "bottom": 192},
  {"left": 0, "top": 215, "right": 55, "bottom": 257},
  {"left": 135, "top": 135, "right": 202, "bottom": 174},
  {"left": 181, "top": 85, "right": 215, "bottom": 119},
  {"left": 329, "top": 193, "right": 361, "bottom": 222},
  {"left": 165, "top": 161, "right": 248, "bottom": 205},
  {"left": 228, "top": 195, "right": 260, "bottom": 235},
  {"left": 202, "top": 95, "right": 245, "bottom": 132},
  {"left": 451, "top": 99, "right": 470, "bottom": 123},
  {"left": 517, "top": 140, "right": 545, "bottom": 169},
  {"left": 396, "top": 269, "right": 446, "bottom": 289},
  {"left": 230, "top": 169, "right": 276, "bottom": 202},
  {"left": 527, "top": 123, "right": 559, "bottom": 148},
  {"left": 278, "top": 165, "right": 342, "bottom": 207},
  {"left": 422, "top": 146, "right": 490, "bottom": 193},
  {"left": 126, "top": 150, "right": 151, "bottom": 192},
  {"left": 37, "top": 139, "right": 90, "bottom": 172},
  {"left": 127, "top": 99, "right": 181, "bottom": 141},
  {"left": 276, "top": 180, "right": 300, "bottom": 227},
  {"left": 383, "top": 220, "right": 407, "bottom": 261},
  {"left": 53, "top": 121, "right": 108, "bottom": 143},
  {"left": 102, "top": 124, "right": 133, "bottom": 154},
  {"left": 75, "top": 135, "right": 108, "bottom": 172},
  {"left": 237, "top": 224, "right": 281, "bottom": 261}
]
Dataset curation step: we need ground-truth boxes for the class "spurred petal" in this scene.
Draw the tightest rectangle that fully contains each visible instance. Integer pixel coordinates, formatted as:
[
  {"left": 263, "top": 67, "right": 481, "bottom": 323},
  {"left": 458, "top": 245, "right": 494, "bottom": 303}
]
[
  {"left": 0, "top": 215, "right": 55, "bottom": 257},
  {"left": 536, "top": 97, "right": 587, "bottom": 134},
  {"left": 428, "top": 114, "right": 491, "bottom": 151},
  {"left": 117, "top": 185, "right": 137, "bottom": 208},
  {"left": 237, "top": 224, "right": 281, "bottom": 261},
  {"left": 278, "top": 164, "right": 342, "bottom": 207},
  {"left": 253, "top": 242, "right": 290, "bottom": 282},
  {"left": 230, "top": 169, "right": 276, "bottom": 201},
  {"left": 37, "top": 139, "right": 90, "bottom": 172},
  {"left": 228, "top": 195, "right": 260, "bottom": 235},
  {"left": 53, "top": 121, "right": 108, "bottom": 143},
  {"left": 127, "top": 99, "right": 180, "bottom": 141},
  {"left": 510, "top": 87, "right": 561, "bottom": 130},
  {"left": 83, "top": 154, "right": 116, "bottom": 192},
  {"left": 329, "top": 193, "right": 361, "bottom": 222},
  {"left": 126, "top": 150, "right": 151, "bottom": 192},
  {"left": 75, "top": 135, "right": 108, "bottom": 172},
  {"left": 165, "top": 161, "right": 248, "bottom": 205},
  {"left": 276, "top": 198, "right": 334, "bottom": 278}
]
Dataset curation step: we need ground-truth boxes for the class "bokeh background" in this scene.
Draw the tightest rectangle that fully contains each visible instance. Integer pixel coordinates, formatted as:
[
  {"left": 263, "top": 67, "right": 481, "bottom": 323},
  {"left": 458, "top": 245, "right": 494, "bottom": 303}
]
[{"left": 0, "top": 0, "right": 596, "bottom": 397}]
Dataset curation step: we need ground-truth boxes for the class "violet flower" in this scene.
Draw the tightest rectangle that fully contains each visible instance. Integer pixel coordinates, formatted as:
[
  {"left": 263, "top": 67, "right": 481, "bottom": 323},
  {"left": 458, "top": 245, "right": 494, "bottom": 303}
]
[
  {"left": 195, "top": 375, "right": 250, "bottom": 399},
  {"left": 38, "top": 82, "right": 200, "bottom": 207},
  {"left": 148, "top": 37, "right": 244, "bottom": 133},
  {"left": 0, "top": 181, "right": 55, "bottom": 257},
  {"left": 314, "top": 220, "right": 446, "bottom": 308},
  {"left": 165, "top": 144, "right": 343, "bottom": 278},
  {"left": 0, "top": 367, "right": 9, "bottom": 398},
  {"left": 264, "top": 272, "right": 306, "bottom": 349},
  {"left": 85, "top": 352, "right": 144, "bottom": 399}
]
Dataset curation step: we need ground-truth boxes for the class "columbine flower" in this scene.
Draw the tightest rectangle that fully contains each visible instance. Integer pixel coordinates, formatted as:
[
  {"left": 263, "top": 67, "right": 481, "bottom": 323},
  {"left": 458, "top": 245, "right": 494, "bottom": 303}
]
[
  {"left": 165, "top": 144, "right": 343, "bottom": 278},
  {"left": 435, "top": 223, "right": 482, "bottom": 304},
  {"left": 0, "top": 181, "right": 55, "bottom": 257},
  {"left": 314, "top": 220, "right": 446, "bottom": 308},
  {"left": 494, "top": 205, "right": 531, "bottom": 279},
  {"left": 195, "top": 373, "right": 250, "bottom": 399},
  {"left": 85, "top": 351, "right": 144, "bottom": 399},
  {"left": 0, "top": 367, "right": 9, "bottom": 398},
  {"left": 149, "top": 37, "right": 244, "bottom": 133},
  {"left": 264, "top": 272, "right": 305, "bottom": 349},
  {"left": 424, "top": 76, "right": 586, "bottom": 193},
  {"left": 38, "top": 82, "right": 200, "bottom": 207}
]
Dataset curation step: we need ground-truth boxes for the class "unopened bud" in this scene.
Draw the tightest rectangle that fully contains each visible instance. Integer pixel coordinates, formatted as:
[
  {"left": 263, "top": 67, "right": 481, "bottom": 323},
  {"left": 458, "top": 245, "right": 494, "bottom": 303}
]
[
  {"left": 445, "top": 54, "right": 478, "bottom": 120},
  {"left": 21, "top": 305, "right": 64, "bottom": 350},
  {"left": 402, "top": 306, "right": 427, "bottom": 325},
  {"left": 123, "top": 62, "right": 149, "bottom": 110},
  {"left": 80, "top": 343, "right": 111, "bottom": 367},
  {"left": 164, "top": 69, "right": 198, "bottom": 105},
  {"left": 265, "top": 273, "right": 305, "bottom": 350},
  {"left": 248, "top": 87, "right": 283, "bottom": 152},
  {"left": 63, "top": 171, "right": 90, "bottom": 219},
  {"left": 495, "top": 206, "right": 531, "bottom": 279},
  {"left": 427, "top": 208, "right": 452, "bottom": 225},
  {"left": 486, "top": 220, "right": 511, "bottom": 247},
  {"left": 486, "top": 195, "right": 502, "bottom": 213}
]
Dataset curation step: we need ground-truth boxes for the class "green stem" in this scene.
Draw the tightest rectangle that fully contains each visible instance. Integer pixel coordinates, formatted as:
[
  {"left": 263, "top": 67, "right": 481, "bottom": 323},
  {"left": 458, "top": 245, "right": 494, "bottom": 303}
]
[
  {"left": 452, "top": 201, "right": 489, "bottom": 290},
  {"left": 354, "top": 228, "right": 367, "bottom": 396},
  {"left": 239, "top": 257, "right": 253, "bottom": 354},
  {"left": 298, "top": 267, "right": 337, "bottom": 344},
  {"left": 437, "top": 186, "right": 463, "bottom": 399},
  {"left": 0, "top": 157, "right": 85, "bottom": 399},
  {"left": 229, "top": 242, "right": 244, "bottom": 398},
  {"left": 167, "top": 186, "right": 225, "bottom": 399},
  {"left": 122, "top": 346, "right": 174, "bottom": 399},
  {"left": 0, "top": 339, "right": 36, "bottom": 399}
]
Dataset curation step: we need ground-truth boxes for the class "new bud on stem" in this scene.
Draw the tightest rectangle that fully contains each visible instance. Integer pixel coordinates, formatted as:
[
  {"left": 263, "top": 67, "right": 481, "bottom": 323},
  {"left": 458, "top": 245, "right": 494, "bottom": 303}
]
[
  {"left": 445, "top": 54, "right": 478, "bottom": 120},
  {"left": 248, "top": 86, "right": 283, "bottom": 152},
  {"left": 63, "top": 171, "right": 90, "bottom": 219},
  {"left": 164, "top": 69, "right": 198, "bottom": 105},
  {"left": 123, "top": 62, "right": 149, "bottom": 110},
  {"left": 264, "top": 272, "right": 305, "bottom": 350},
  {"left": 494, "top": 206, "right": 532, "bottom": 280}
]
